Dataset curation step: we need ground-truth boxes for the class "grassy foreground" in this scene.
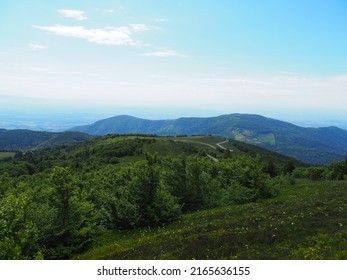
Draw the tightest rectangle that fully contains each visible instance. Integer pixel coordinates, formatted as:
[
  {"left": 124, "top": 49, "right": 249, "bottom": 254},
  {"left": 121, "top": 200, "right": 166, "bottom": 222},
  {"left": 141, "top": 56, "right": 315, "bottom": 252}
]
[{"left": 75, "top": 179, "right": 346, "bottom": 260}]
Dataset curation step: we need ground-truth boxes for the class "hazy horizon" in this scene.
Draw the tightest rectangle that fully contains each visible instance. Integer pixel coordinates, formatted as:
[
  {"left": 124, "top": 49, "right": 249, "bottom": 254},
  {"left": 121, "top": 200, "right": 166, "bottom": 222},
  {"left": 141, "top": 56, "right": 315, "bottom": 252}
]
[
  {"left": 0, "top": 94, "right": 346, "bottom": 132},
  {"left": 1, "top": 1, "right": 347, "bottom": 131}
]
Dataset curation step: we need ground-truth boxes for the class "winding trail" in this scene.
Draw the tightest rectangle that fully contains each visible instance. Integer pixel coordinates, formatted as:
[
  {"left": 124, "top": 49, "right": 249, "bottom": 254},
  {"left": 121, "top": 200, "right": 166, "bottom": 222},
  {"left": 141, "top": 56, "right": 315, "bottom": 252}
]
[
  {"left": 206, "top": 154, "right": 219, "bottom": 162},
  {"left": 173, "top": 139, "right": 217, "bottom": 149},
  {"left": 174, "top": 139, "right": 233, "bottom": 151},
  {"left": 216, "top": 140, "right": 229, "bottom": 150},
  {"left": 174, "top": 138, "right": 233, "bottom": 162}
]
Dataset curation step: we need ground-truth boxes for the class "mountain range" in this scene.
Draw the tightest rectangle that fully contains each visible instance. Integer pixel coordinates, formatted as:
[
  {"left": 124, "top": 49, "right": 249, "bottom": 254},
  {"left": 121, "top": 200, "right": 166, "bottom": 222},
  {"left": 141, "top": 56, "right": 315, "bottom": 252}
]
[
  {"left": 70, "top": 114, "right": 347, "bottom": 165},
  {"left": 1, "top": 113, "right": 346, "bottom": 165}
]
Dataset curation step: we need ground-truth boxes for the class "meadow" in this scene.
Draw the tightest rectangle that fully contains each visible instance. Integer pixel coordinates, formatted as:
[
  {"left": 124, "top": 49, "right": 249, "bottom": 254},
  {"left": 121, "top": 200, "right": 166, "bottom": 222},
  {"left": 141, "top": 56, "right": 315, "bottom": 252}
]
[
  {"left": 0, "top": 151, "right": 15, "bottom": 160},
  {"left": 76, "top": 179, "right": 346, "bottom": 260}
]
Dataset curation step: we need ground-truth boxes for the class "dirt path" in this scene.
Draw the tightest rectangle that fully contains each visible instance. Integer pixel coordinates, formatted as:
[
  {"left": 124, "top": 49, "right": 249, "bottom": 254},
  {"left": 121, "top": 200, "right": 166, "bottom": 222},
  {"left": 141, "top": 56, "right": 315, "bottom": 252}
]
[
  {"left": 174, "top": 139, "right": 233, "bottom": 152},
  {"left": 216, "top": 140, "right": 229, "bottom": 150},
  {"left": 206, "top": 154, "right": 219, "bottom": 162},
  {"left": 173, "top": 139, "right": 217, "bottom": 149},
  {"left": 174, "top": 139, "right": 233, "bottom": 162}
]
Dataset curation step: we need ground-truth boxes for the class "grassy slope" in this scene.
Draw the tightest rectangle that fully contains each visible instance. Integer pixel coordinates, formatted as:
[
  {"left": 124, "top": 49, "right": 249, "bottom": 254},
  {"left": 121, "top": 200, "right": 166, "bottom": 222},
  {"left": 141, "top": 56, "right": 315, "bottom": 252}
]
[
  {"left": 76, "top": 180, "right": 347, "bottom": 260},
  {"left": 0, "top": 151, "right": 15, "bottom": 160}
]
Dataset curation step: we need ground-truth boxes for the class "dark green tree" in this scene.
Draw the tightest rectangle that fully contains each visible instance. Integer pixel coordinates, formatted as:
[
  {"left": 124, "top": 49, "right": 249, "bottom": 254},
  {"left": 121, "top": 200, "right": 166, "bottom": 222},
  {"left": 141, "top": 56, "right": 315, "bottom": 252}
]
[
  {"left": 324, "top": 161, "right": 345, "bottom": 180},
  {"left": 129, "top": 155, "right": 181, "bottom": 226},
  {"left": 45, "top": 166, "right": 96, "bottom": 259},
  {"left": 283, "top": 160, "right": 296, "bottom": 175},
  {"left": 0, "top": 193, "right": 41, "bottom": 259}
]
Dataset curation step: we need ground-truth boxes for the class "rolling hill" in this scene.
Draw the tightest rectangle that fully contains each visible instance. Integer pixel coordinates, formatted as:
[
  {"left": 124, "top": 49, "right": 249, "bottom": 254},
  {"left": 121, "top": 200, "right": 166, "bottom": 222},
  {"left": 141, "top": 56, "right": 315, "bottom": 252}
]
[
  {"left": 70, "top": 114, "right": 347, "bottom": 165},
  {"left": 0, "top": 129, "right": 94, "bottom": 150},
  {"left": 0, "top": 132, "right": 344, "bottom": 260}
]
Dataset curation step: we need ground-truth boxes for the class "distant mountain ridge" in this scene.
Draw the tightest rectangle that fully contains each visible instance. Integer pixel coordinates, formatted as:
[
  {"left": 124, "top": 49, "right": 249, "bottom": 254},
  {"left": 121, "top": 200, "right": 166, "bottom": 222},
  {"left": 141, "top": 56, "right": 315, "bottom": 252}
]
[
  {"left": 70, "top": 114, "right": 347, "bottom": 165},
  {"left": 0, "top": 129, "right": 93, "bottom": 150}
]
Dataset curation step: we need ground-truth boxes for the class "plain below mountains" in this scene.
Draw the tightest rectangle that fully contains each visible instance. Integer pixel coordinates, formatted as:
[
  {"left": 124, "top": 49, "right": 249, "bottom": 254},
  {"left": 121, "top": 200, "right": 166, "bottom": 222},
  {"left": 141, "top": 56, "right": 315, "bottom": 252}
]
[{"left": 70, "top": 114, "right": 347, "bottom": 165}]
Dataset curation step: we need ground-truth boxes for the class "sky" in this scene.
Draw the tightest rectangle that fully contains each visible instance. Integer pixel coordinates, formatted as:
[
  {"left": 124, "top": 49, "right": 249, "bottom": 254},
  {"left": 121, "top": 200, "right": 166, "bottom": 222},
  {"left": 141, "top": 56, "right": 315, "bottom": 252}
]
[{"left": 1, "top": 0, "right": 347, "bottom": 128}]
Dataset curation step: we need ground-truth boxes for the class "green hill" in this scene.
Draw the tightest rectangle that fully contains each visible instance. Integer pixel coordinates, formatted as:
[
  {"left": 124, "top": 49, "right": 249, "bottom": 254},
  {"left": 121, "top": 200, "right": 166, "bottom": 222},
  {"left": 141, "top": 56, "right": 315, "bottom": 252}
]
[
  {"left": 76, "top": 179, "right": 347, "bottom": 260},
  {"left": 70, "top": 114, "right": 347, "bottom": 165},
  {"left": 0, "top": 134, "right": 299, "bottom": 175},
  {"left": 0, "top": 133, "right": 345, "bottom": 260}
]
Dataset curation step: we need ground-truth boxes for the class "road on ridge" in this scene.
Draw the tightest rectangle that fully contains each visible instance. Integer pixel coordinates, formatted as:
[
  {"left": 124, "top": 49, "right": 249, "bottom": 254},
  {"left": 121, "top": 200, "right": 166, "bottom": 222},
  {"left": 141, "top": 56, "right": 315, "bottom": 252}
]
[
  {"left": 173, "top": 139, "right": 217, "bottom": 149},
  {"left": 216, "top": 140, "right": 229, "bottom": 150},
  {"left": 173, "top": 139, "right": 233, "bottom": 162},
  {"left": 174, "top": 139, "right": 232, "bottom": 151}
]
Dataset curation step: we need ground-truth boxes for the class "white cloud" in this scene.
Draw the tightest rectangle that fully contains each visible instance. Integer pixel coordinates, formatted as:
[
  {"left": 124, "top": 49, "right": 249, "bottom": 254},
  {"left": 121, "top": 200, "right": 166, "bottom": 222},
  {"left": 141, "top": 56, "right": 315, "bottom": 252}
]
[
  {"left": 27, "top": 44, "right": 47, "bottom": 50},
  {"left": 0, "top": 52, "right": 9, "bottom": 55},
  {"left": 106, "top": 6, "right": 124, "bottom": 13},
  {"left": 154, "top": 18, "right": 166, "bottom": 22},
  {"left": 58, "top": 9, "right": 87, "bottom": 21},
  {"left": 142, "top": 49, "right": 187, "bottom": 58},
  {"left": 34, "top": 24, "right": 154, "bottom": 46},
  {"left": 128, "top": 24, "right": 153, "bottom": 32}
]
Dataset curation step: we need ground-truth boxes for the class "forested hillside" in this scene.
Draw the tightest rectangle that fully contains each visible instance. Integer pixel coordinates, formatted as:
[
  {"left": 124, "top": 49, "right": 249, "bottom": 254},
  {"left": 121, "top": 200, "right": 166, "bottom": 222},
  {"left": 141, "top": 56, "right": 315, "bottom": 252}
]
[
  {"left": 0, "top": 134, "right": 346, "bottom": 260},
  {"left": 0, "top": 129, "right": 93, "bottom": 150}
]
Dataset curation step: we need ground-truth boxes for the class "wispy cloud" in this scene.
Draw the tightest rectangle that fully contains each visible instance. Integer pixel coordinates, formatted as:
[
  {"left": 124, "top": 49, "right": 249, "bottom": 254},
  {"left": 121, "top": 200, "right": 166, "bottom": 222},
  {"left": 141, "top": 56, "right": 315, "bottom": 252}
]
[
  {"left": 34, "top": 24, "right": 154, "bottom": 46},
  {"left": 27, "top": 43, "right": 47, "bottom": 50},
  {"left": 0, "top": 52, "right": 9, "bottom": 55},
  {"left": 142, "top": 49, "right": 187, "bottom": 58},
  {"left": 154, "top": 18, "right": 166, "bottom": 22},
  {"left": 128, "top": 24, "right": 153, "bottom": 32},
  {"left": 58, "top": 9, "right": 87, "bottom": 21},
  {"left": 279, "top": 71, "right": 300, "bottom": 76},
  {"left": 106, "top": 5, "right": 124, "bottom": 13},
  {"left": 15, "top": 64, "right": 82, "bottom": 75}
]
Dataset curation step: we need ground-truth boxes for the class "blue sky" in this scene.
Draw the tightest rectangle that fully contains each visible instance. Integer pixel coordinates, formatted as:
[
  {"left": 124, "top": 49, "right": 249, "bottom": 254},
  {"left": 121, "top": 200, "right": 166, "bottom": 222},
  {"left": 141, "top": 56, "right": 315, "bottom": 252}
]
[{"left": 1, "top": 0, "right": 347, "bottom": 125}]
